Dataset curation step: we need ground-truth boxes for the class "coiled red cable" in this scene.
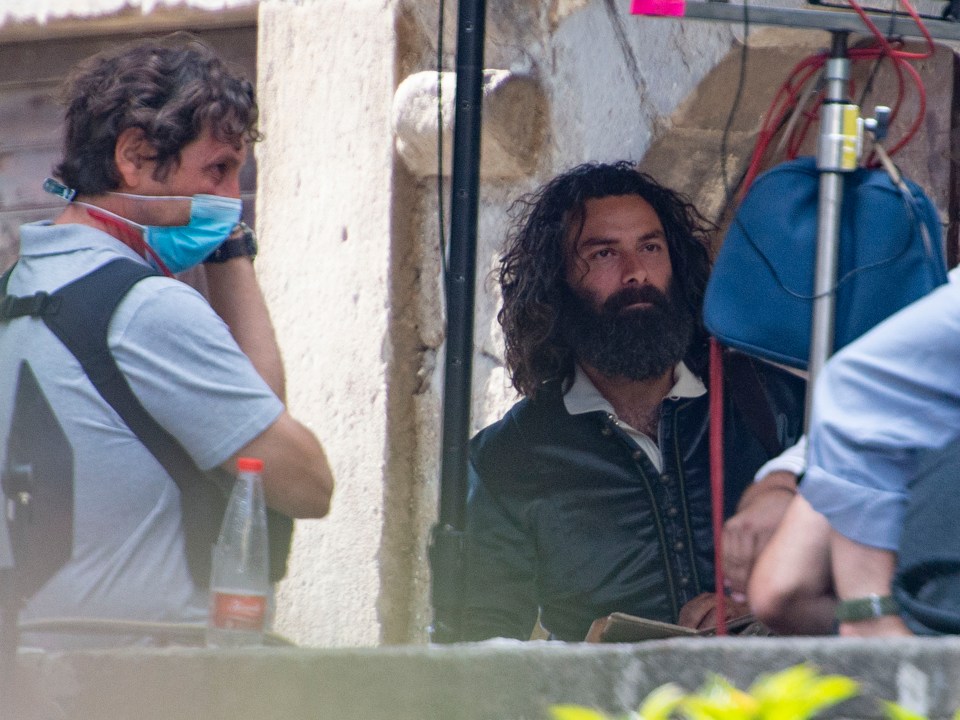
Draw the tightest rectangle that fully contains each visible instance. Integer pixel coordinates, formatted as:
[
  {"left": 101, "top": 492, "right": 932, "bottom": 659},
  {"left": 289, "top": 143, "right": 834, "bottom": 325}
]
[{"left": 736, "top": 0, "right": 932, "bottom": 200}]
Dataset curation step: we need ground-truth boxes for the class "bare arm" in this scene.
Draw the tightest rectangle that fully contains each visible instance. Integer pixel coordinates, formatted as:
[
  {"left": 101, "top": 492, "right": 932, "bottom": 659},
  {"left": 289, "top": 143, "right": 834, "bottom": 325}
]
[
  {"left": 723, "top": 471, "right": 798, "bottom": 600},
  {"left": 229, "top": 412, "right": 332, "bottom": 518},
  {"left": 748, "top": 494, "right": 836, "bottom": 634},
  {"left": 204, "top": 256, "right": 333, "bottom": 518},
  {"left": 204, "top": 255, "right": 286, "bottom": 400},
  {"left": 830, "top": 531, "right": 911, "bottom": 637}
]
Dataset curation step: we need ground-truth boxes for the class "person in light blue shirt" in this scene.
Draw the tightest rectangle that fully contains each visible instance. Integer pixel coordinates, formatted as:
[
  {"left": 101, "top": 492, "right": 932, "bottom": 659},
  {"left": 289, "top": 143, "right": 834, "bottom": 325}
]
[
  {"left": 0, "top": 37, "right": 334, "bottom": 647},
  {"left": 751, "top": 267, "right": 960, "bottom": 636}
]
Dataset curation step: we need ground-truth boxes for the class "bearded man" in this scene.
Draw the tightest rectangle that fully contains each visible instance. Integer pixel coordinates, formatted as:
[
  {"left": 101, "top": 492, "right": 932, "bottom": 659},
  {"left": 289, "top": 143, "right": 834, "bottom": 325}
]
[{"left": 458, "top": 162, "right": 805, "bottom": 642}]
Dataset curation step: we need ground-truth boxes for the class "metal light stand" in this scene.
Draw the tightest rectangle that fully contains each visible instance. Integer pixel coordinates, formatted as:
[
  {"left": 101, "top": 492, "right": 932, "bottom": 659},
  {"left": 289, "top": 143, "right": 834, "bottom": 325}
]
[
  {"left": 681, "top": 2, "right": 960, "bottom": 40},
  {"left": 673, "top": 3, "right": 959, "bottom": 403},
  {"left": 806, "top": 30, "right": 858, "bottom": 424},
  {"left": 428, "top": 0, "right": 487, "bottom": 644}
]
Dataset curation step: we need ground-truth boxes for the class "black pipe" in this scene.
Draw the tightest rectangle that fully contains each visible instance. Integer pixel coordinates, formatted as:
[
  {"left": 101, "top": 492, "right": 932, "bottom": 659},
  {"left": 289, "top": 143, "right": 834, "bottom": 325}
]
[{"left": 428, "top": 0, "right": 487, "bottom": 644}]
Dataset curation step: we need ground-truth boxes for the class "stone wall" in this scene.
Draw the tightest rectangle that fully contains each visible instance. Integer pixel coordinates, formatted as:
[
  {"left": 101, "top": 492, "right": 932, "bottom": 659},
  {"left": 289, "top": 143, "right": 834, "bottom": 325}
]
[
  {"left": 252, "top": 0, "right": 739, "bottom": 647},
  {"left": 12, "top": 638, "right": 960, "bottom": 720}
]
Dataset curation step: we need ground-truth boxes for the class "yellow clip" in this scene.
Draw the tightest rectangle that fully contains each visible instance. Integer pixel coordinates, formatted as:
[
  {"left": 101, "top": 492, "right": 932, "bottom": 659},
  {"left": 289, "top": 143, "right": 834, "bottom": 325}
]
[{"left": 840, "top": 104, "right": 862, "bottom": 170}]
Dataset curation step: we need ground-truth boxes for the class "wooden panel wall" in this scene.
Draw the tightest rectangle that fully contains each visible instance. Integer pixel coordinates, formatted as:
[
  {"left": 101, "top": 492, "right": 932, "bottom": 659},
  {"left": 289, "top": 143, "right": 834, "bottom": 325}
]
[{"left": 0, "top": 26, "right": 257, "bottom": 271}]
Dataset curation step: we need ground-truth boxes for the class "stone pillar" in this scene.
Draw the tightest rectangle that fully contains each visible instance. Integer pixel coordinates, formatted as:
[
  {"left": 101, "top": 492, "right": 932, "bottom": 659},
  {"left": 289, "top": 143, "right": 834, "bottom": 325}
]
[
  {"left": 254, "top": 0, "right": 743, "bottom": 647},
  {"left": 256, "top": 0, "right": 399, "bottom": 647}
]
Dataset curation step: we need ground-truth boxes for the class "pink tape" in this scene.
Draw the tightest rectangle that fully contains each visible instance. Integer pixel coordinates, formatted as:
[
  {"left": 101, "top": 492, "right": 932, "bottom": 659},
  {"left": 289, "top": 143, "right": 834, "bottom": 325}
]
[{"left": 630, "top": 0, "right": 686, "bottom": 16}]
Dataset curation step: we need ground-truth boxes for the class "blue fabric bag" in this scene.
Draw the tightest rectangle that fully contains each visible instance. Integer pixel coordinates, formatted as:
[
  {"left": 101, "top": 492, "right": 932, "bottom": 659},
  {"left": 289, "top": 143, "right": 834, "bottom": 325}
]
[{"left": 703, "top": 157, "right": 948, "bottom": 369}]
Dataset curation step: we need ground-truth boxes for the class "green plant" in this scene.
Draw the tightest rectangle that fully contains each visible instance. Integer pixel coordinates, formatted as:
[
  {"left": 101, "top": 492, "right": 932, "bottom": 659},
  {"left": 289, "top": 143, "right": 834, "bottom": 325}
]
[
  {"left": 549, "top": 682, "right": 684, "bottom": 720},
  {"left": 881, "top": 701, "right": 928, "bottom": 720},
  {"left": 747, "top": 663, "right": 860, "bottom": 720},
  {"left": 549, "top": 663, "right": 860, "bottom": 720}
]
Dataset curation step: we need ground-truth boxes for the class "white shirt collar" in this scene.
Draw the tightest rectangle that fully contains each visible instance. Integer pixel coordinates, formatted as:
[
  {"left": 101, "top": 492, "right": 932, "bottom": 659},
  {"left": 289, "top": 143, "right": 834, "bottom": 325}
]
[
  {"left": 563, "top": 361, "right": 706, "bottom": 418},
  {"left": 562, "top": 362, "right": 705, "bottom": 474}
]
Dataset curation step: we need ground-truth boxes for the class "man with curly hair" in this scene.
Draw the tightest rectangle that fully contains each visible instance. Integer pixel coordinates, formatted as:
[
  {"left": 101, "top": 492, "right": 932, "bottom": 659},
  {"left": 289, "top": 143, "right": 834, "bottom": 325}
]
[
  {"left": 458, "top": 162, "right": 805, "bottom": 641},
  {"left": 0, "top": 36, "right": 333, "bottom": 646}
]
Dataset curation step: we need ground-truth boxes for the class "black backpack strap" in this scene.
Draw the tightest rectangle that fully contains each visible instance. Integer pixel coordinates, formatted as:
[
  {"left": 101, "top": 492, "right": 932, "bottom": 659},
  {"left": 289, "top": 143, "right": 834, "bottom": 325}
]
[
  {"left": 36, "top": 260, "right": 226, "bottom": 586},
  {"left": 0, "top": 264, "right": 12, "bottom": 294},
  {"left": 42, "top": 260, "right": 213, "bottom": 494},
  {"left": 2, "top": 259, "right": 292, "bottom": 585}
]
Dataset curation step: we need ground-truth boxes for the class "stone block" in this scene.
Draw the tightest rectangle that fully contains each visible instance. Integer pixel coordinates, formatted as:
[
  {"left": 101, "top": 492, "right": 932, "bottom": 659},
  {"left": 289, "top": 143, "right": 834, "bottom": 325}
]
[
  {"left": 14, "top": 638, "right": 960, "bottom": 720},
  {"left": 392, "top": 70, "right": 547, "bottom": 179}
]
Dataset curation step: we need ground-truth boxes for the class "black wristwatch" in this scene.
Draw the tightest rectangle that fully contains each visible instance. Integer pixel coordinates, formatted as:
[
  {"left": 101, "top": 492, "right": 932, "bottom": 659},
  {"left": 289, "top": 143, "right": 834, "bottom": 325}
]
[
  {"left": 205, "top": 222, "right": 258, "bottom": 264},
  {"left": 835, "top": 594, "right": 899, "bottom": 623}
]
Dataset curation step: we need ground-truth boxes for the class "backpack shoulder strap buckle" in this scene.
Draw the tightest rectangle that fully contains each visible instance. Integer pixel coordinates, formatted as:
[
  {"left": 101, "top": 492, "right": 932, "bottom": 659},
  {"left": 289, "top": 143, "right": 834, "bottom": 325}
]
[{"left": 0, "top": 291, "right": 61, "bottom": 320}]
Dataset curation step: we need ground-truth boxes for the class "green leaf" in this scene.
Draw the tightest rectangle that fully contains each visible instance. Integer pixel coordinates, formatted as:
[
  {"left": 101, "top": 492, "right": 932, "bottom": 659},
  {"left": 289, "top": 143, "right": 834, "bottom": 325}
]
[
  {"left": 549, "top": 704, "right": 616, "bottom": 720},
  {"left": 750, "top": 664, "right": 819, "bottom": 700},
  {"left": 638, "top": 683, "right": 686, "bottom": 720},
  {"left": 881, "top": 700, "right": 929, "bottom": 720},
  {"left": 679, "top": 675, "right": 759, "bottom": 720},
  {"left": 750, "top": 665, "right": 859, "bottom": 720}
]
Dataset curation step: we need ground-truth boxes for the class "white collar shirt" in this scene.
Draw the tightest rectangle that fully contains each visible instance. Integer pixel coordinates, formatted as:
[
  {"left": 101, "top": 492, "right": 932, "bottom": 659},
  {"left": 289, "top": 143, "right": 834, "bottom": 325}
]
[{"left": 563, "top": 361, "right": 706, "bottom": 473}]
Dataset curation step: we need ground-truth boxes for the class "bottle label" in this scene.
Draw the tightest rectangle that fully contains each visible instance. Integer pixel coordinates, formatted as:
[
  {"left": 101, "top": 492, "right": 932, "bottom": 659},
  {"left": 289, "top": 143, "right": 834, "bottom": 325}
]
[{"left": 210, "top": 590, "right": 267, "bottom": 631}]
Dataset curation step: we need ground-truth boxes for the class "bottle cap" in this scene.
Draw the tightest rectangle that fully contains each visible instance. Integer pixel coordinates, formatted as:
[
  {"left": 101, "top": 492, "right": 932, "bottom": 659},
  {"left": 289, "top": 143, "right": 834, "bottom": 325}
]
[{"left": 236, "top": 457, "right": 264, "bottom": 473}]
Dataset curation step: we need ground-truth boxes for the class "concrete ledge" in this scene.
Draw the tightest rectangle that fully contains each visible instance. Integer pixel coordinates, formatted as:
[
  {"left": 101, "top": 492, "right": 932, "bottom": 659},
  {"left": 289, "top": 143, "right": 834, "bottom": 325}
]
[{"left": 12, "top": 637, "right": 960, "bottom": 720}]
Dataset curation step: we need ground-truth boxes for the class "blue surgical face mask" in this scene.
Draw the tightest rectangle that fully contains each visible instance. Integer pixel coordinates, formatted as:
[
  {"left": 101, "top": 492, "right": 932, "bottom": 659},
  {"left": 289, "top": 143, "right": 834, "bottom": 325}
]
[
  {"left": 125, "top": 193, "right": 242, "bottom": 274},
  {"left": 42, "top": 179, "right": 242, "bottom": 274}
]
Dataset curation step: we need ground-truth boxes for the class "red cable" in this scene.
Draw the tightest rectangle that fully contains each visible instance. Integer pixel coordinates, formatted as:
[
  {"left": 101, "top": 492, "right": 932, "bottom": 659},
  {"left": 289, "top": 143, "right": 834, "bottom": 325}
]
[
  {"left": 709, "top": 338, "right": 727, "bottom": 636},
  {"left": 844, "top": 0, "right": 932, "bottom": 158},
  {"left": 740, "top": 8, "right": 931, "bottom": 195},
  {"left": 739, "top": 54, "right": 826, "bottom": 197},
  {"left": 848, "top": 0, "right": 934, "bottom": 59},
  {"left": 787, "top": 87, "right": 825, "bottom": 159},
  {"left": 896, "top": 0, "right": 935, "bottom": 58}
]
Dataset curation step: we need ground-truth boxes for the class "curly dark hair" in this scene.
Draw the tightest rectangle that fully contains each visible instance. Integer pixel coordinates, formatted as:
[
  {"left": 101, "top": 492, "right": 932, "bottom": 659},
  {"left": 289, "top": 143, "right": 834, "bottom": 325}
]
[
  {"left": 54, "top": 34, "right": 262, "bottom": 195},
  {"left": 498, "top": 161, "right": 715, "bottom": 398}
]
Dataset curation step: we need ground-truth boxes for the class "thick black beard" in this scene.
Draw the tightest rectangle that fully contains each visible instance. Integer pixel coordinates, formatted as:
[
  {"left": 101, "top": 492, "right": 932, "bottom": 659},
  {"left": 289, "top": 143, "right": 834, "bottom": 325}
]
[{"left": 561, "top": 281, "right": 695, "bottom": 382}]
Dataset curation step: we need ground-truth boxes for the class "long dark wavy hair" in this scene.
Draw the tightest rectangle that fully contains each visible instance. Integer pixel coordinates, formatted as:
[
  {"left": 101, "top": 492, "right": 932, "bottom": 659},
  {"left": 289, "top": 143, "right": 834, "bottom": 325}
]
[
  {"left": 498, "top": 161, "right": 715, "bottom": 398},
  {"left": 54, "top": 34, "right": 262, "bottom": 195}
]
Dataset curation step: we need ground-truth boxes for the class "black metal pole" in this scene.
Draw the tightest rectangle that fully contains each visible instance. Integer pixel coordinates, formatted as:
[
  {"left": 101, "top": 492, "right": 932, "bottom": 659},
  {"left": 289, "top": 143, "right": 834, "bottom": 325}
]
[{"left": 428, "top": 0, "right": 487, "bottom": 644}]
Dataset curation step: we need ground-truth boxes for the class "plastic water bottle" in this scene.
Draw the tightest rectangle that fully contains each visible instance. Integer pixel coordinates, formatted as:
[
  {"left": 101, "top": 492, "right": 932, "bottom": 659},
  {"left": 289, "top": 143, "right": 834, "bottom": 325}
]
[{"left": 207, "top": 457, "right": 270, "bottom": 647}]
